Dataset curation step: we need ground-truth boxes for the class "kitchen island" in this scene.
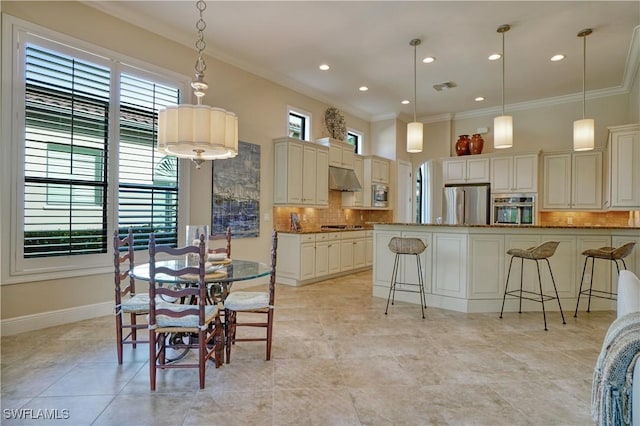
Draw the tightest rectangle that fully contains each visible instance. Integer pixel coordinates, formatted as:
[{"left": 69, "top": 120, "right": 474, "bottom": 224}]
[{"left": 373, "top": 223, "right": 640, "bottom": 313}]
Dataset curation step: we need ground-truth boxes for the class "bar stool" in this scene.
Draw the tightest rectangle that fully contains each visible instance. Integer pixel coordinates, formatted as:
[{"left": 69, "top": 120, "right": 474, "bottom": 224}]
[
  {"left": 574, "top": 241, "right": 636, "bottom": 317},
  {"left": 499, "top": 241, "right": 566, "bottom": 330},
  {"left": 385, "top": 237, "right": 428, "bottom": 318}
]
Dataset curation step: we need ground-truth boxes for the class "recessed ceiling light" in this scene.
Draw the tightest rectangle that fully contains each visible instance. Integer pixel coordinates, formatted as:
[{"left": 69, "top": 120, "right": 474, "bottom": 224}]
[
  {"left": 550, "top": 54, "right": 565, "bottom": 62},
  {"left": 488, "top": 53, "right": 501, "bottom": 61},
  {"left": 359, "top": 86, "right": 368, "bottom": 92},
  {"left": 475, "top": 96, "right": 485, "bottom": 102},
  {"left": 401, "top": 100, "right": 410, "bottom": 105},
  {"left": 319, "top": 64, "right": 330, "bottom": 71},
  {"left": 422, "top": 56, "right": 435, "bottom": 64}
]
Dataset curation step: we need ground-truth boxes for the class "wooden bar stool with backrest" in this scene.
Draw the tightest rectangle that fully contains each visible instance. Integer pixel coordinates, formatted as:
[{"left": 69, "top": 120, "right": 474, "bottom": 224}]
[
  {"left": 113, "top": 228, "right": 149, "bottom": 364},
  {"left": 385, "top": 237, "right": 428, "bottom": 319},
  {"left": 499, "top": 241, "right": 566, "bottom": 331},
  {"left": 574, "top": 241, "right": 636, "bottom": 317}
]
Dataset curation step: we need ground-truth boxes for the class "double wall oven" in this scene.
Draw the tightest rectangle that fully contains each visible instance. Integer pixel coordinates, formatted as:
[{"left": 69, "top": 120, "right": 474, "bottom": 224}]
[{"left": 491, "top": 194, "right": 536, "bottom": 225}]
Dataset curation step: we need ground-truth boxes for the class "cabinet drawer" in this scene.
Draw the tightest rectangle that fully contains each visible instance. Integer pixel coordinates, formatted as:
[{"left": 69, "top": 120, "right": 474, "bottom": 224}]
[
  {"left": 316, "top": 233, "right": 329, "bottom": 241},
  {"left": 300, "top": 234, "right": 316, "bottom": 243},
  {"left": 341, "top": 230, "right": 366, "bottom": 240}
]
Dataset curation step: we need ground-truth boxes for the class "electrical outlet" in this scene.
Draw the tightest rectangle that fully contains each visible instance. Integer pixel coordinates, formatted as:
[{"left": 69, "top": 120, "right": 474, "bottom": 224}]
[
  {"left": 583, "top": 273, "right": 591, "bottom": 284},
  {"left": 567, "top": 217, "right": 573, "bottom": 225}
]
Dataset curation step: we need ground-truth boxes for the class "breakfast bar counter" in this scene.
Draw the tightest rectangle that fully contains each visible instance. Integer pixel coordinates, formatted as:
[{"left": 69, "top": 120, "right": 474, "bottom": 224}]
[{"left": 373, "top": 223, "right": 640, "bottom": 313}]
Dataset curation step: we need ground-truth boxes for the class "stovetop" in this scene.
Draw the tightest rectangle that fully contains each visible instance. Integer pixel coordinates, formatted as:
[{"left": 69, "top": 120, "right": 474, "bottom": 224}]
[{"left": 320, "top": 224, "right": 364, "bottom": 230}]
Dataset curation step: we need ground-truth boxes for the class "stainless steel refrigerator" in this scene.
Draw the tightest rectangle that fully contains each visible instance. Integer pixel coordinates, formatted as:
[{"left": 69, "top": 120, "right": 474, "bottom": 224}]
[{"left": 443, "top": 183, "right": 490, "bottom": 225}]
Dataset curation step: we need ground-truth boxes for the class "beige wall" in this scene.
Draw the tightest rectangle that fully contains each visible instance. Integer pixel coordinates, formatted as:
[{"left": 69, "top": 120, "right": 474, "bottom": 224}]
[
  {"left": 0, "top": 1, "right": 372, "bottom": 322},
  {"left": 631, "top": 67, "right": 640, "bottom": 123}
]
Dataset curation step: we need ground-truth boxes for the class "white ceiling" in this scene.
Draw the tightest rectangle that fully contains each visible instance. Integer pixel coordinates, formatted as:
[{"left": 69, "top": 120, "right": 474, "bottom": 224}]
[{"left": 86, "top": 1, "right": 640, "bottom": 122}]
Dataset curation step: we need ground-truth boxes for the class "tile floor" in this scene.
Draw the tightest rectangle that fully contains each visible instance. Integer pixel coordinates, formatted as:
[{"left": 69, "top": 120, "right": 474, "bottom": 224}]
[{"left": 1, "top": 270, "right": 613, "bottom": 425}]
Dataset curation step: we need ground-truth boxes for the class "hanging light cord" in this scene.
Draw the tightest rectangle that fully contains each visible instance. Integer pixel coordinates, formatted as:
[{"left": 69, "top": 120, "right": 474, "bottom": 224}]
[
  {"left": 501, "top": 30, "right": 505, "bottom": 116},
  {"left": 413, "top": 41, "right": 417, "bottom": 122},
  {"left": 582, "top": 32, "right": 586, "bottom": 119},
  {"left": 192, "top": 0, "right": 208, "bottom": 104}
]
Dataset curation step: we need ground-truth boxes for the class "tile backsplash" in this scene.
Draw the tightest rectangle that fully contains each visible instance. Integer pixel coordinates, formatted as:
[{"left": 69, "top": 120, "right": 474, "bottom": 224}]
[
  {"left": 538, "top": 210, "right": 636, "bottom": 227},
  {"left": 273, "top": 191, "right": 393, "bottom": 231}
]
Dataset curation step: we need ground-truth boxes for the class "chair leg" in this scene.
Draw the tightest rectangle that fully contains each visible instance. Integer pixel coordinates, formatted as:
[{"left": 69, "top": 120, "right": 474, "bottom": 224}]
[
  {"left": 535, "top": 260, "right": 548, "bottom": 331},
  {"left": 585, "top": 256, "right": 596, "bottom": 312},
  {"left": 149, "top": 330, "right": 157, "bottom": 391},
  {"left": 266, "top": 308, "right": 274, "bottom": 361},
  {"left": 225, "top": 309, "right": 236, "bottom": 364},
  {"left": 130, "top": 313, "right": 137, "bottom": 349},
  {"left": 518, "top": 258, "right": 524, "bottom": 314},
  {"left": 198, "top": 329, "right": 206, "bottom": 390},
  {"left": 574, "top": 256, "right": 589, "bottom": 317},
  {"left": 545, "top": 258, "right": 566, "bottom": 326},
  {"left": 385, "top": 255, "right": 400, "bottom": 314},
  {"left": 116, "top": 313, "right": 124, "bottom": 365},
  {"left": 500, "top": 256, "right": 516, "bottom": 319}
]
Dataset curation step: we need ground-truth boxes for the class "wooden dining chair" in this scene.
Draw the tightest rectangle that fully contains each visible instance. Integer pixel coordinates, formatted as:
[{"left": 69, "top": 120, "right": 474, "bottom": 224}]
[
  {"left": 113, "top": 228, "right": 149, "bottom": 364},
  {"left": 209, "top": 226, "right": 232, "bottom": 258},
  {"left": 224, "top": 229, "right": 278, "bottom": 363},
  {"left": 148, "top": 232, "right": 223, "bottom": 390}
]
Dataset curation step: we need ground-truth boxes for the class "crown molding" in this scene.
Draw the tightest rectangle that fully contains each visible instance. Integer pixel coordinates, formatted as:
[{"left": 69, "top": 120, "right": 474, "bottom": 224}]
[{"left": 622, "top": 25, "right": 640, "bottom": 91}]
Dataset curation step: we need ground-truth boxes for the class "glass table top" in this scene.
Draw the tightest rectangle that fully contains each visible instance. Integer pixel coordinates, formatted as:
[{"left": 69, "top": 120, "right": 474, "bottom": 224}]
[{"left": 131, "top": 259, "right": 271, "bottom": 284}]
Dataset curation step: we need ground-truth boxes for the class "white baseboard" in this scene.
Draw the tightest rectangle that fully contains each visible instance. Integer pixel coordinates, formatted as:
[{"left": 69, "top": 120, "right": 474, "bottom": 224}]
[{"left": 1, "top": 301, "right": 112, "bottom": 336}]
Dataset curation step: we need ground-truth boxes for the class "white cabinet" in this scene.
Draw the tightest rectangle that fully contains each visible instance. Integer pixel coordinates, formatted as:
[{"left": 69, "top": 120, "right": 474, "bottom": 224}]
[
  {"left": 315, "top": 234, "right": 329, "bottom": 277},
  {"left": 327, "top": 233, "right": 342, "bottom": 275},
  {"left": 318, "top": 138, "right": 355, "bottom": 170},
  {"left": 277, "top": 233, "right": 317, "bottom": 281},
  {"left": 339, "top": 231, "right": 366, "bottom": 272},
  {"left": 432, "top": 232, "right": 468, "bottom": 298},
  {"left": 342, "top": 155, "right": 364, "bottom": 207},
  {"left": 442, "top": 157, "right": 490, "bottom": 184},
  {"left": 364, "top": 156, "right": 390, "bottom": 185},
  {"left": 490, "top": 154, "right": 538, "bottom": 193},
  {"left": 468, "top": 234, "right": 505, "bottom": 299},
  {"left": 274, "top": 137, "right": 329, "bottom": 206},
  {"left": 542, "top": 150, "right": 602, "bottom": 210},
  {"left": 365, "top": 230, "right": 373, "bottom": 266},
  {"left": 607, "top": 124, "right": 640, "bottom": 209}
]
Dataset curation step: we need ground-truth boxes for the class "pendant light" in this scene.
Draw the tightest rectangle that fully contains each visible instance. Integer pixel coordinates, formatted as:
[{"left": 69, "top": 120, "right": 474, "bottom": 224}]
[
  {"left": 157, "top": 0, "right": 238, "bottom": 169},
  {"left": 494, "top": 24, "right": 512, "bottom": 149},
  {"left": 407, "top": 38, "right": 423, "bottom": 153},
  {"left": 573, "top": 28, "right": 594, "bottom": 151}
]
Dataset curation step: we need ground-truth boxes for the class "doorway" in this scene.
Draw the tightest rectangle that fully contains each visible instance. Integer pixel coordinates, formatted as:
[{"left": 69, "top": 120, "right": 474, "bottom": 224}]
[{"left": 396, "top": 160, "right": 412, "bottom": 223}]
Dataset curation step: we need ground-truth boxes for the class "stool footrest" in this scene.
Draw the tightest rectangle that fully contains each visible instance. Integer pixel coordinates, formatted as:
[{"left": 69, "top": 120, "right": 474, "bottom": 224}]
[
  {"left": 504, "top": 289, "right": 558, "bottom": 303},
  {"left": 578, "top": 288, "right": 617, "bottom": 301}
]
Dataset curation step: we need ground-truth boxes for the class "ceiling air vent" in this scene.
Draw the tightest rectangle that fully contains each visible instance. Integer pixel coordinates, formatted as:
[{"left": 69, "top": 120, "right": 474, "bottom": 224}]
[{"left": 433, "top": 81, "right": 457, "bottom": 92}]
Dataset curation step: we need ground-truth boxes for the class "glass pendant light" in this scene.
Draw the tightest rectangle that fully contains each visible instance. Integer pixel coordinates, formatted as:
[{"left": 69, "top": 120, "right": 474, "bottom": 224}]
[
  {"left": 494, "top": 24, "right": 512, "bottom": 149},
  {"left": 573, "top": 28, "right": 594, "bottom": 151},
  {"left": 407, "top": 38, "right": 423, "bottom": 153}
]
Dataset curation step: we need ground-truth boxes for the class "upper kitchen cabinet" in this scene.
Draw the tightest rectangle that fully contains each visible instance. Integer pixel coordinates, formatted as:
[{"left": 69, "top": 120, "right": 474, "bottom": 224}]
[
  {"left": 317, "top": 137, "right": 355, "bottom": 170},
  {"left": 274, "top": 137, "right": 329, "bottom": 207},
  {"left": 542, "top": 150, "right": 603, "bottom": 210},
  {"left": 606, "top": 124, "right": 640, "bottom": 209},
  {"left": 365, "top": 155, "right": 390, "bottom": 185},
  {"left": 490, "top": 153, "right": 538, "bottom": 194},
  {"left": 442, "top": 156, "right": 489, "bottom": 184}
]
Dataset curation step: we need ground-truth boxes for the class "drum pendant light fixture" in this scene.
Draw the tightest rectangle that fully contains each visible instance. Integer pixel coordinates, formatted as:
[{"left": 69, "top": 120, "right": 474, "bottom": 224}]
[
  {"left": 494, "top": 24, "right": 512, "bottom": 149},
  {"left": 407, "top": 38, "right": 423, "bottom": 153},
  {"left": 157, "top": 0, "right": 238, "bottom": 169},
  {"left": 573, "top": 28, "right": 594, "bottom": 151}
]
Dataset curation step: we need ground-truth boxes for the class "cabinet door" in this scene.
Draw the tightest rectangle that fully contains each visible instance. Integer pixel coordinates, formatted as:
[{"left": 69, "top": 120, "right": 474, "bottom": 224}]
[
  {"left": 316, "top": 148, "right": 329, "bottom": 206},
  {"left": 353, "top": 156, "right": 364, "bottom": 205},
  {"left": 468, "top": 234, "right": 505, "bottom": 299},
  {"left": 576, "top": 235, "right": 612, "bottom": 299},
  {"left": 302, "top": 146, "right": 317, "bottom": 204},
  {"left": 432, "top": 233, "right": 467, "bottom": 298},
  {"left": 340, "top": 239, "right": 354, "bottom": 271},
  {"left": 373, "top": 231, "right": 400, "bottom": 287},
  {"left": 490, "top": 157, "right": 513, "bottom": 193},
  {"left": 513, "top": 154, "right": 538, "bottom": 192},
  {"left": 300, "top": 242, "right": 316, "bottom": 280},
  {"left": 353, "top": 238, "right": 366, "bottom": 269},
  {"left": 610, "top": 129, "right": 640, "bottom": 208},
  {"left": 342, "top": 146, "right": 355, "bottom": 170},
  {"left": 401, "top": 231, "right": 432, "bottom": 294},
  {"left": 375, "top": 159, "right": 390, "bottom": 184},
  {"left": 365, "top": 236, "right": 373, "bottom": 266},
  {"left": 442, "top": 159, "right": 466, "bottom": 183},
  {"left": 542, "top": 154, "right": 571, "bottom": 209},
  {"left": 327, "top": 240, "right": 341, "bottom": 274},
  {"left": 315, "top": 241, "right": 329, "bottom": 277},
  {"left": 284, "top": 142, "right": 304, "bottom": 204},
  {"left": 466, "top": 158, "right": 490, "bottom": 183},
  {"left": 329, "top": 145, "right": 342, "bottom": 167},
  {"left": 572, "top": 151, "right": 602, "bottom": 209}
]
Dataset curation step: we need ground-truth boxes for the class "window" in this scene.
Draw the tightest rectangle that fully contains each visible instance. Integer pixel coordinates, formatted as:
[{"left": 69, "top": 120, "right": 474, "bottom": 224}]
[
  {"left": 347, "top": 130, "right": 363, "bottom": 154},
  {"left": 6, "top": 19, "right": 187, "bottom": 277},
  {"left": 288, "top": 107, "right": 311, "bottom": 141}
]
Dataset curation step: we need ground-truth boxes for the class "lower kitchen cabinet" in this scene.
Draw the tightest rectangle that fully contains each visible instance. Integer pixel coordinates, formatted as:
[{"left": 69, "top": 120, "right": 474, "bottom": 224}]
[
  {"left": 432, "top": 233, "right": 467, "bottom": 299},
  {"left": 277, "top": 230, "right": 371, "bottom": 286}
]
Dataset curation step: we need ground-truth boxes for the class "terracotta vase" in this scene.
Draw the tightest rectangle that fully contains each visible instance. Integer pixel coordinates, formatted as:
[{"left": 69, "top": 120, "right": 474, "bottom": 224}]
[
  {"left": 470, "top": 134, "right": 485, "bottom": 155},
  {"left": 455, "top": 135, "right": 470, "bottom": 156}
]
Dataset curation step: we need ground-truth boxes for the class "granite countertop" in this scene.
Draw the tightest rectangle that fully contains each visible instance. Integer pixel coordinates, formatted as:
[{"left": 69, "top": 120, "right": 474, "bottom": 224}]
[
  {"left": 277, "top": 226, "right": 374, "bottom": 235},
  {"left": 372, "top": 222, "right": 640, "bottom": 230}
]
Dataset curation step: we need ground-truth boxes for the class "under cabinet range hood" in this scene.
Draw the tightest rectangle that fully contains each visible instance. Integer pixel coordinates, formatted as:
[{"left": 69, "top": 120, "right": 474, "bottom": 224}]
[{"left": 328, "top": 166, "right": 362, "bottom": 192}]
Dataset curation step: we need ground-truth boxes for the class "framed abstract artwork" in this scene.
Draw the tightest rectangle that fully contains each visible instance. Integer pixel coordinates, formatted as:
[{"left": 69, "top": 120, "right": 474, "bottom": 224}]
[{"left": 211, "top": 141, "right": 260, "bottom": 239}]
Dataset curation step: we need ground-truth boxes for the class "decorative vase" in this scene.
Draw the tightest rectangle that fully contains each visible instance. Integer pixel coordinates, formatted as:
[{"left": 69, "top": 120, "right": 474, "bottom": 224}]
[
  {"left": 455, "top": 135, "right": 470, "bottom": 156},
  {"left": 470, "top": 134, "right": 485, "bottom": 155}
]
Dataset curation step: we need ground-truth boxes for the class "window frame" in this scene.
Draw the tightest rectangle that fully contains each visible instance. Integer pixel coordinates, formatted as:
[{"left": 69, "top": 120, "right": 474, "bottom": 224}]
[
  {"left": 1, "top": 15, "right": 191, "bottom": 284},
  {"left": 346, "top": 129, "right": 363, "bottom": 154},
  {"left": 287, "top": 105, "right": 312, "bottom": 141}
]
